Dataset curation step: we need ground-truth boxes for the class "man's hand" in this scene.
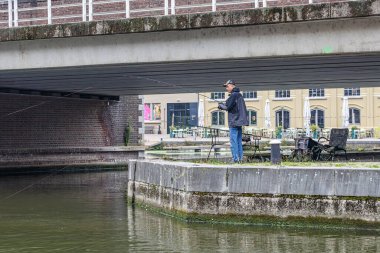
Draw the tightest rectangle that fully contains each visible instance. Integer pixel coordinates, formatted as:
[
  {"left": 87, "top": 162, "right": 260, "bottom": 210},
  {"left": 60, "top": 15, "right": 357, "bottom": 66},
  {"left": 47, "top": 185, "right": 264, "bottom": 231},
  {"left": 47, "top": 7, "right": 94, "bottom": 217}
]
[{"left": 218, "top": 103, "right": 227, "bottom": 110}]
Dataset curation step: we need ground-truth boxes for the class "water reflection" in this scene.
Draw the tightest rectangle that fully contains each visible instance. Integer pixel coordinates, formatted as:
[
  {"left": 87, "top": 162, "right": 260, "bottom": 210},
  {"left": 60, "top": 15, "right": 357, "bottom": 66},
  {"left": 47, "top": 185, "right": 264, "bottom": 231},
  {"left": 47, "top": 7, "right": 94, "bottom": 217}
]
[{"left": 0, "top": 171, "right": 379, "bottom": 252}]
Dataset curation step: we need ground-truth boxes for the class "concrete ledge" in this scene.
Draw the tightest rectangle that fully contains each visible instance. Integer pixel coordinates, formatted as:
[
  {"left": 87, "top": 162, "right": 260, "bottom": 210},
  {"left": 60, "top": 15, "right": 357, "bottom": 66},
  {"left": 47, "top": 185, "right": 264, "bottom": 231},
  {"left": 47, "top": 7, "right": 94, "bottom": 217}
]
[
  {"left": 1, "top": 0, "right": 380, "bottom": 42},
  {"left": 0, "top": 146, "right": 144, "bottom": 154},
  {"left": 128, "top": 160, "right": 380, "bottom": 225},
  {"left": 130, "top": 181, "right": 380, "bottom": 223},
  {"left": 129, "top": 160, "right": 380, "bottom": 197},
  {"left": 0, "top": 146, "right": 144, "bottom": 169}
]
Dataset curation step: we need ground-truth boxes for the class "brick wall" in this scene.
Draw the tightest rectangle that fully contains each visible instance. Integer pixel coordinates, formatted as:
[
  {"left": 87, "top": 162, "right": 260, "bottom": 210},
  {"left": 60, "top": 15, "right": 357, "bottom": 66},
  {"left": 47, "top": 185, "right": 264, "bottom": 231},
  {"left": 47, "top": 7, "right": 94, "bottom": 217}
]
[
  {"left": 0, "top": 93, "right": 142, "bottom": 148},
  {"left": 104, "top": 95, "right": 143, "bottom": 146}
]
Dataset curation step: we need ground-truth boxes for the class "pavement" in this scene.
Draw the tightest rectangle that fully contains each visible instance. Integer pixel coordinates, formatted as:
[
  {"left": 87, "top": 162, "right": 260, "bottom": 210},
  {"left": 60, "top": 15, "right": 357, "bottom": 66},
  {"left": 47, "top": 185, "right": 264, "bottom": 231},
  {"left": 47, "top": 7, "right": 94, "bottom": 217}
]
[
  {"left": 144, "top": 134, "right": 380, "bottom": 144},
  {"left": 143, "top": 134, "right": 231, "bottom": 147}
]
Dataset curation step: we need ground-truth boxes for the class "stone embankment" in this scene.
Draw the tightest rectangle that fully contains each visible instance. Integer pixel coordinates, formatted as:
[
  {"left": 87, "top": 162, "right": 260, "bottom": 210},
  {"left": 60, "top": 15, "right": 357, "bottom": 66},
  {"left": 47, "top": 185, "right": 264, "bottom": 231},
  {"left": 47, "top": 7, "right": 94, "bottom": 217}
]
[
  {"left": 0, "top": 146, "right": 144, "bottom": 173},
  {"left": 128, "top": 160, "right": 380, "bottom": 229}
]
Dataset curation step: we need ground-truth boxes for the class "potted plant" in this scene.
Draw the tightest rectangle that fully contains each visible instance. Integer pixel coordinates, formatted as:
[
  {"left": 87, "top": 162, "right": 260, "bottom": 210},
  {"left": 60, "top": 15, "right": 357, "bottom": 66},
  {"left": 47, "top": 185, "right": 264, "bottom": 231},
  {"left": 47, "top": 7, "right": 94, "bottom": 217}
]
[
  {"left": 169, "top": 126, "right": 176, "bottom": 138},
  {"left": 351, "top": 125, "right": 358, "bottom": 139},
  {"left": 275, "top": 125, "right": 283, "bottom": 139},
  {"left": 124, "top": 122, "right": 132, "bottom": 146},
  {"left": 310, "top": 124, "right": 318, "bottom": 139}
]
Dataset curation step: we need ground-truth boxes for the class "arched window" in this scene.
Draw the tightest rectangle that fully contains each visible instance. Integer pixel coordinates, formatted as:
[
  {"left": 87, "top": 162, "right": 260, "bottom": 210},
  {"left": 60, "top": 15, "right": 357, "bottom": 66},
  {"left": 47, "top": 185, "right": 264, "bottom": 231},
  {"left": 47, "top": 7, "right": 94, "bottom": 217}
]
[
  {"left": 211, "top": 111, "right": 225, "bottom": 126},
  {"left": 311, "top": 109, "right": 325, "bottom": 128},
  {"left": 349, "top": 108, "right": 360, "bottom": 124},
  {"left": 275, "top": 109, "right": 290, "bottom": 129},
  {"left": 247, "top": 110, "right": 257, "bottom": 126}
]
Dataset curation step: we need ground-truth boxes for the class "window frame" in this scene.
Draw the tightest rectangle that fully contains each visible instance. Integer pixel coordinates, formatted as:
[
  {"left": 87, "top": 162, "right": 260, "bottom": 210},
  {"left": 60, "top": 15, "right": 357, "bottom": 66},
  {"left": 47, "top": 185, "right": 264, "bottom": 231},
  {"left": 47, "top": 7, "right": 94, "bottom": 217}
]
[
  {"left": 310, "top": 108, "right": 325, "bottom": 128},
  {"left": 242, "top": 91, "right": 257, "bottom": 99},
  {"left": 210, "top": 92, "right": 225, "bottom": 100},
  {"left": 344, "top": 88, "right": 361, "bottom": 97},
  {"left": 275, "top": 90, "right": 291, "bottom": 98},
  {"left": 275, "top": 109, "right": 290, "bottom": 129},
  {"left": 309, "top": 88, "right": 325, "bottom": 98},
  {"left": 247, "top": 110, "right": 257, "bottom": 126},
  {"left": 144, "top": 103, "right": 161, "bottom": 121},
  {"left": 349, "top": 108, "right": 361, "bottom": 124},
  {"left": 211, "top": 111, "right": 225, "bottom": 126}
]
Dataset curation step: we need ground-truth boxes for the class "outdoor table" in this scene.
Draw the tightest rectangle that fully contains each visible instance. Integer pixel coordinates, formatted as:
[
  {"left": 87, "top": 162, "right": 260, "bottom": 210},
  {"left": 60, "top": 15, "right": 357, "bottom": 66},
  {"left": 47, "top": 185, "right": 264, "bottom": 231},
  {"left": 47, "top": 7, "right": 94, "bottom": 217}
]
[{"left": 177, "top": 129, "right": 184, "bottom": 138}]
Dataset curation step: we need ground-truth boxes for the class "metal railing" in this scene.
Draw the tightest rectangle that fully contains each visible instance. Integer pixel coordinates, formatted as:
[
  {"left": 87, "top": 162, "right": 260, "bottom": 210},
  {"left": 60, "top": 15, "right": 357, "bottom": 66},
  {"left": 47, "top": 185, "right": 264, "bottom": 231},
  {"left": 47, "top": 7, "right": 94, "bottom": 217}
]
[{"left": 0, "top": 0, "right": 320, "bottom": 28}]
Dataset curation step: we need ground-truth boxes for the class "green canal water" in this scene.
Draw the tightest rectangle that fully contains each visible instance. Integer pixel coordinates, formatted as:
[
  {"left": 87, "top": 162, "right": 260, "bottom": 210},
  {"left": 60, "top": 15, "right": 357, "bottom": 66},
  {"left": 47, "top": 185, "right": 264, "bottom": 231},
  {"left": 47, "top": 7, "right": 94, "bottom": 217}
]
[{"left": 0, "top": 170, "right": 379, "bottom": 252}]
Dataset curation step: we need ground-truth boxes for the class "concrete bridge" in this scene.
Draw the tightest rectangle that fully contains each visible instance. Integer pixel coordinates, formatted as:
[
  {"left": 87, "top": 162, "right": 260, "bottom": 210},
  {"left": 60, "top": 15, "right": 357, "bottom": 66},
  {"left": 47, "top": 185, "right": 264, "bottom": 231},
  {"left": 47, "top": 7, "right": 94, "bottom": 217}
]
[
  {"left": 0, "top": 0, "right": 380, "bottom": 153},
  {"left": 2, "top": 0, "right": 380, "bottom": 95}
]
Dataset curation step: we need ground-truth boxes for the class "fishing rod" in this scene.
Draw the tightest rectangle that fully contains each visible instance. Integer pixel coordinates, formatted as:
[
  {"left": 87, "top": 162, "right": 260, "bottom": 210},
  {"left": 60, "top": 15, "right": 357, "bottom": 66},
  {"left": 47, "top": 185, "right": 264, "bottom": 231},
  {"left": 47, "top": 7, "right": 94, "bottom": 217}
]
[
  {"left": 0, "top": 74, "right": 225, "bottom": 200},
  {"left": 0, "top": 74, "right": 223, "bottom": 119},
  {"left": 0, "top": 86, "right": 94, "bottom": 119},
  {"left": 134, "top": 76, "right": 224, "bottom": 103},
  {"left": 136, "top": 75, "right": 237, "bottom": 157},
  {"left": 0, "top": 86, "right": 99, "bottom": 201},
  {"left": 1, "top": 165, "right": 72, "bottom": 201}
]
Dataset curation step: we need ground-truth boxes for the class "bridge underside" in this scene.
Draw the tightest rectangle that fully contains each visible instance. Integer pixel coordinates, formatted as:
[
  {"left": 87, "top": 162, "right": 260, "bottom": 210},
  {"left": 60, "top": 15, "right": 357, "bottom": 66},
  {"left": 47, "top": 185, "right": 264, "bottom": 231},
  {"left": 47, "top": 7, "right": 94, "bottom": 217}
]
[{"left": 1, "top": 53, "right": 380, "bottom": 96}]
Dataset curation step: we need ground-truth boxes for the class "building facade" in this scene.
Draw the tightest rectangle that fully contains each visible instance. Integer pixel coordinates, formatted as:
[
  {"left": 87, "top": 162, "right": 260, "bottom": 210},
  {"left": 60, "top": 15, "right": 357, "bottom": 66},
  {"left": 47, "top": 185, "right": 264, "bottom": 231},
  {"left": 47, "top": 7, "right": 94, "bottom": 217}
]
[
  {"left": 203, "top": 87, "right": 380, "bottom": 130},
  {"left": 144, "top": 93, "right": 198, "bottom": 134},
  {"left": 144, "top": 87, "right": 380, "bottom": 135}
]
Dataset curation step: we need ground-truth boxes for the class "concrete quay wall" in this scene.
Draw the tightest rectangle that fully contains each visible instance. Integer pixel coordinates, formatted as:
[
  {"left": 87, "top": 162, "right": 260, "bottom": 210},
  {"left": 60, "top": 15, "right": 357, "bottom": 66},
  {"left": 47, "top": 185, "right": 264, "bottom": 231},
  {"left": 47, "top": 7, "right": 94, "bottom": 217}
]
[
  {"left": 0, "top": 147, "right": 144, "bottom": 173},
  {"left": 128, "top": 160, "right": 380, "bottom": 225}
]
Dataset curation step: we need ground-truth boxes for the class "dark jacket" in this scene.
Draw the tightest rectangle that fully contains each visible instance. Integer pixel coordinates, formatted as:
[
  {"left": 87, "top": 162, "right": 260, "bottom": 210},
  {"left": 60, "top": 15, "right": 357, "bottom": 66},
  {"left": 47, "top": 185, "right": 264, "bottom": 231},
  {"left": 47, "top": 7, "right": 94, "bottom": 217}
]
[{"left": 219, "top": 87, "right": 249, "bottom": 127}]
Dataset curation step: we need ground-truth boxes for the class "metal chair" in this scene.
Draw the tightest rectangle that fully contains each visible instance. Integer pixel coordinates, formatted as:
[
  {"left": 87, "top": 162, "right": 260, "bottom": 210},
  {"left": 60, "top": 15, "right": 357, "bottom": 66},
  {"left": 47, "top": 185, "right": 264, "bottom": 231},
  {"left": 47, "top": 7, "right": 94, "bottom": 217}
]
[
  {"left": 243, "top": 134, "right": 263, "bottom": 162},
  {"left": 291, "top": 137, "right": 319, "bottom": 162},
  {"left": 366, "top": 128, "right": 374, "bottom": 138},
  {"left": 311, "top": 128, "right": 349, "bottom": 161}
]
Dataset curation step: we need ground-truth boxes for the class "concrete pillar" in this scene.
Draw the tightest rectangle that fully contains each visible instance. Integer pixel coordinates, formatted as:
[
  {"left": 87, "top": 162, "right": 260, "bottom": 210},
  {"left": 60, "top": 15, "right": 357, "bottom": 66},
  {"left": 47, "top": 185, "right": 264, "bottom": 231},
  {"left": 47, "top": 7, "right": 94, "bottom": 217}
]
[{"left": 270, "top": 139, "right": 281, "bottom": 164}]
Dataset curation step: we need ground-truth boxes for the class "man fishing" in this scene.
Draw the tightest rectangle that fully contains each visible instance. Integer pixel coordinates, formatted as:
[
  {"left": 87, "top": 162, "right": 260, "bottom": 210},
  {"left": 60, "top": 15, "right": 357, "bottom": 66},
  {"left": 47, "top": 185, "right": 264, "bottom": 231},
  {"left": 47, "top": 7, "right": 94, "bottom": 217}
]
[{"left": 218, "top": 80, "right": 249, "bottom": 163}]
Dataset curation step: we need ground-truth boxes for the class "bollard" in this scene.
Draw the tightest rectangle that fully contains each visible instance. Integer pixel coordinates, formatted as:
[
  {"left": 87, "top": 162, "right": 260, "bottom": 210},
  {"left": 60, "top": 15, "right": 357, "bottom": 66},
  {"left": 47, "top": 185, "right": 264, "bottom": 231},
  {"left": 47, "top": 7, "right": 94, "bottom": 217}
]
[{"left": 269, "top": 139, "right": 281, "bottom": 164}]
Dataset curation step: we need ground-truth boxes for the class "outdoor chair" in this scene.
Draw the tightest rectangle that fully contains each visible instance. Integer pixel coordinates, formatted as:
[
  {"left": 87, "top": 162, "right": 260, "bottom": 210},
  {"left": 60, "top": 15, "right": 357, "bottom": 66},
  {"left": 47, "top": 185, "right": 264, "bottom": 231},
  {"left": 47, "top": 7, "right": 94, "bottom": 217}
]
[
  {"left": 291, "top": 137, "right": 320, "bottom": 162},
  {"left": 295, "top": 128, "right": 306, "bottom": 138},
  {"left": 366, "top": 128, "right": 374, "bottom": 138},
  {"left": 220, "top": 127, "right": 229, "bottom": 137},
  {"left": 359, "top": 128, "right": 367, "bottom": 139},
  {"left": 285, "top": 128, "right": 296, "bottom": 139},
  {"left": 320, "top": 128, "right": 331, "bottom": 139},
  {"left": 311, "top": 128, "right": 349, "bottom": 161},
  {"left": 252, "top": 128, "right": 262, "bottom": 136}
]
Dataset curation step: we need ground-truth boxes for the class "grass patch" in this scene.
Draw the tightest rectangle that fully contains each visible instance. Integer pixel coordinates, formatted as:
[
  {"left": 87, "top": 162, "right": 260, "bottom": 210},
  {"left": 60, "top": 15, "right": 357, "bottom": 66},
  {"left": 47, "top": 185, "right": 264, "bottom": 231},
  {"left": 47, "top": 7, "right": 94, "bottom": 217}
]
[{"left": 191, "top": 159, "right": 380, "bottom": 169}]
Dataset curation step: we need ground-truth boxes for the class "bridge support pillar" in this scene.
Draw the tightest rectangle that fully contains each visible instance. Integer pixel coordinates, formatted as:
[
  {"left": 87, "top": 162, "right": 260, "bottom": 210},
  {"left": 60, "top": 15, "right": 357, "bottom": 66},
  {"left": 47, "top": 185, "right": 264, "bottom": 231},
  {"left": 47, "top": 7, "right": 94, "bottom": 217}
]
[{"left": 0, "top": 93, "right": 143, "bottom": 148}]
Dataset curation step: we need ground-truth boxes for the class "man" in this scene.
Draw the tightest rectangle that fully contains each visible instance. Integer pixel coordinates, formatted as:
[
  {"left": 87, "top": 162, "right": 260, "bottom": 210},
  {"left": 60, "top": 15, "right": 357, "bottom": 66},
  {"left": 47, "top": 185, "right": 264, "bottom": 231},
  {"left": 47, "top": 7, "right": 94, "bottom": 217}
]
[{"left": 218, "top": 80, "right": 248, "bottom": 163}]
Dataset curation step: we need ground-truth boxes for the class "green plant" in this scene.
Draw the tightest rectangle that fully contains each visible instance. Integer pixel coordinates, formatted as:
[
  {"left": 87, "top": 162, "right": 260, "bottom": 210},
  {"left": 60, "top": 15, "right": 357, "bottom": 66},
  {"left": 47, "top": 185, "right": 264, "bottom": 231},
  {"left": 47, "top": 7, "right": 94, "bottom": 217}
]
[
  {"left": 151, "top": 142, "right": 164, "bottom": 150},
  {"left": 351, "top": 125, "right": 358, "bottom": 131},
  {"left": 310, "top": 124, "right": 318, "bottom": 133},
  {"left": 184, "top": 140, "right": 193, "bottom": 146},
  {"left": 275, "top": 125, "right": 282, "bottom": 136},
  {"left": 124, "top": 122, "right": 132, "bottom": 146}
]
